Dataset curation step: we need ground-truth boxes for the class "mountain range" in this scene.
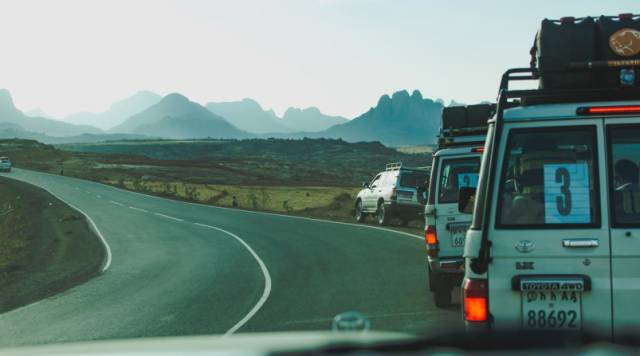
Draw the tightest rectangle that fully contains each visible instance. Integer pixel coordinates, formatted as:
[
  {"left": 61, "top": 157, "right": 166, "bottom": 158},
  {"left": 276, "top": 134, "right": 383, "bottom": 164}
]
[
  {"left": 205, "top": 99, "right": 348, "bottom": 134},
  {"left": 0, "top": 88, "right": 446, "bottom": 146},
  {"left": 66, "top": 91, "right": 162, "bottom": 130},
  {"left": 112, "top": 93, "right": 249, "bottom": 139}
]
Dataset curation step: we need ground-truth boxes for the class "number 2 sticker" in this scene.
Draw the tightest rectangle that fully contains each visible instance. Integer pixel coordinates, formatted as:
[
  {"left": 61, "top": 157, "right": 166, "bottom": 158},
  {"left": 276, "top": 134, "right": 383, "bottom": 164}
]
[{"left": 544, "top": 163, "right": 591, "bottom": 224}]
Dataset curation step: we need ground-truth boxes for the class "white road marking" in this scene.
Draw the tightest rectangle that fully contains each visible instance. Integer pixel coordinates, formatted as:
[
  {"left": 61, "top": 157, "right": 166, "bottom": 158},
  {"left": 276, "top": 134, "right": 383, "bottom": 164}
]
[
  {"left": 128, "top": 206, "right": 148, "bottom": 213},
  {"left": 109, "top": 200, "right": 124, "bottom": 207},
  {"left": 154, "top": 212, "right": 184, "bottom": 222},
  {"left": 193, "top": 222, "right": 272, "bottom": 336}
]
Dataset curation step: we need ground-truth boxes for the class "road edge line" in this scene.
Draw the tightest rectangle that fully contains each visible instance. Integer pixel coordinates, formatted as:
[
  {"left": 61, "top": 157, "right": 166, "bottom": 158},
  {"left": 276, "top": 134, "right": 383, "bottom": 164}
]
[
  {"left": 193, "top": 222, "right": 272, "bottom": 335},
  {"left": 2, "top": 173, "right": 113, "bottom": 272}
]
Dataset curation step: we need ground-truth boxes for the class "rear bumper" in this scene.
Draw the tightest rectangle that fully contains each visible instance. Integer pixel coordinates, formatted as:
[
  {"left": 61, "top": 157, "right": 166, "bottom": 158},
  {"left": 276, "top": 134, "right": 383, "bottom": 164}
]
[
  {"left": 428, "top": 256, "right": 465, "bottom": 276},
  {"left": 383, "top": 201, "right": 423, "bottom": 217}
]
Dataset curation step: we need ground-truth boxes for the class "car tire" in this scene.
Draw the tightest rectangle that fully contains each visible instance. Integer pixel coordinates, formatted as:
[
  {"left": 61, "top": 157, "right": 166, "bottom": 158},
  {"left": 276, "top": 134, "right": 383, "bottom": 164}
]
[
  {"left": 377, "top": 201, "right": 389, "bottom": 225},
  {"left": 355, "top": 199, "right": 366, "bottom": 223},
  {"left": 432, "top": 276, "right": 453, "bottom": 308}
]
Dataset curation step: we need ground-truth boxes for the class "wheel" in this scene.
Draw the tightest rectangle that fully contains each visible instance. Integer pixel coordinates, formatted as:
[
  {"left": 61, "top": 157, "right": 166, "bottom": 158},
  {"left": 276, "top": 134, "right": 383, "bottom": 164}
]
[
  {"left": 377, "top": 201, "right": 389, "bottom": 225},
  {"left": 355, "top": 199, "right": 366, "bottom": 223}
]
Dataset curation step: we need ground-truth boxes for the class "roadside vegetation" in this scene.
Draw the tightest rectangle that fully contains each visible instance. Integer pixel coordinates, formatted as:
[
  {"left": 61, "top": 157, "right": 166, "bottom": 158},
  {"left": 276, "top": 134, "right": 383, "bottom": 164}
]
[{"left": 0, "top": 138, "right": 430, "bottom": 230}]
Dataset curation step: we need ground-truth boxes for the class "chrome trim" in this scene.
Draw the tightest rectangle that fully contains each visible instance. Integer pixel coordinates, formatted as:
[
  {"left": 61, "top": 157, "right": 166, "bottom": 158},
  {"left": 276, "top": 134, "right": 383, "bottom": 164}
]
[{"left": 562, "top": 238, "right": 599, "bottom": 248}]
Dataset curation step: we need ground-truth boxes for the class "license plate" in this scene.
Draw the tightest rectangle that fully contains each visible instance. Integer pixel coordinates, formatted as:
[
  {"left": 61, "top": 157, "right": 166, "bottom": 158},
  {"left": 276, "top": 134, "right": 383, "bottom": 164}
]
[
  {"left": 522, "top": 290, "right": 582, "bottom": 330},
  {"left": 449, "top": 223, "right": 469, "bottom": 247}
]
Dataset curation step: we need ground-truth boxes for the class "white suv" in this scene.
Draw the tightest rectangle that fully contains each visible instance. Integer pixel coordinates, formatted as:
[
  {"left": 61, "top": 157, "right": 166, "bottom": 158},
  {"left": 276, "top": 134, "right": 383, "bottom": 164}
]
[
  {"left": 355, "top": 163, "right": 429, "bottom": 225},
  {"left": 461, "top": 67, "right": 640, "bottom": 336},
  {"left": 423, "top": 104, "right": 491, "bottom": 307},
  {"left": 0, "top": 157, "right": 11, "bottom": 172}
]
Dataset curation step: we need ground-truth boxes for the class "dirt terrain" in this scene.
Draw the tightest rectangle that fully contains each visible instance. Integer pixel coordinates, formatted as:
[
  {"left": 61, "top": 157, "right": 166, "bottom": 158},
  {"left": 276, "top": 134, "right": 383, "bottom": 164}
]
[{"left": 0, "top": 176, "right": 105, "bottom": 312}]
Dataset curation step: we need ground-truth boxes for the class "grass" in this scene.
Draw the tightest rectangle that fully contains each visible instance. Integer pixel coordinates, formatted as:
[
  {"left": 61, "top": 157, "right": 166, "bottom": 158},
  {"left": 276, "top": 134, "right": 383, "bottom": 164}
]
[{"left": 109, "top": 178, "right": 360, "bottom": 213}]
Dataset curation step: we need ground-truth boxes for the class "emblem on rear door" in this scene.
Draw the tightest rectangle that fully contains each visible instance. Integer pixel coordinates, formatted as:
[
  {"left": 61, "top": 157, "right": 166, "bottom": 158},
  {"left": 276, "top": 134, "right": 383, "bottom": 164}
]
[{"left": 515, "top": 240, "right": 535, "bottom": 253}]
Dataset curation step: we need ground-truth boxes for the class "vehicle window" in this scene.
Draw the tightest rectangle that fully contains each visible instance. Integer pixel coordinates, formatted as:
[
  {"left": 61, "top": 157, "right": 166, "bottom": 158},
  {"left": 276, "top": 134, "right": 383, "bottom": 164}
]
[
  {"left": 438, "top": 157, "right": 481, "bottom": 204},
  {"left": 370, "top": 175, "right": 381, "bottom": 188},
  {"left": 497, "top": 127, "right": 599, "bottom": 228},
  {"left": 608, "top": 125, "right": 640, "bottom": 227},
  {"left": 400, "top": 171, "right": 429, "bottom": 188}
]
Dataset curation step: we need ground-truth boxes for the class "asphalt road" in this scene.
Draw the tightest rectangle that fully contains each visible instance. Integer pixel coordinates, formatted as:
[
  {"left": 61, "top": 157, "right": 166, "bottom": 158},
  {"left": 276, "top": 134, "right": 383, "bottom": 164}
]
[{"left": 0, "top": 168, "right": 459, "bottom": 347}]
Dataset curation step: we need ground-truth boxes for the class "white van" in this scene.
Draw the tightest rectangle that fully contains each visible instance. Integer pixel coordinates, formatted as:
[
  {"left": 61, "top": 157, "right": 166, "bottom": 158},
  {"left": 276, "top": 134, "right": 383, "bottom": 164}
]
[
  {"left": 423, "top": 104, "right": 491, "bottom": 307},
  {"left": 461, "top": 67, "right": 640, "bottom": 336}
]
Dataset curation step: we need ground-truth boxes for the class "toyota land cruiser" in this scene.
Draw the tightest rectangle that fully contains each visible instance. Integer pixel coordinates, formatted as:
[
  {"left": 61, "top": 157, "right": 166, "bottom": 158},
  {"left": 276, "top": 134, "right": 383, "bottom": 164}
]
[
  {"left": 460, "top": 14, "right": 640, "bottom": 337},
  {"left": 423, "top": 104, "right": 492, "bottom": 307}
]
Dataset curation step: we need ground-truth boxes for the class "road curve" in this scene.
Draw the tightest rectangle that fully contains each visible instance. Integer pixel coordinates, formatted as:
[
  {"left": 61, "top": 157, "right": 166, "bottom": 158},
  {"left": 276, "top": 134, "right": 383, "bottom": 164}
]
[{"left": 0, "top": 169, "right": 459, "bottom": 347}]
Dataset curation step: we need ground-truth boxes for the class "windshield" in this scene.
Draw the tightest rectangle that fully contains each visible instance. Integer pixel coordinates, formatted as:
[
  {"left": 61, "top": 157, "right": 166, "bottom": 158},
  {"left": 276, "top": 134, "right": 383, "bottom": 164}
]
[
  {"left": 438, "top": 157, "right": 481, "bottom": 203},
  {"left": 497, "top": 127, "right": 599, "bottom": 227},
  {"left": 1, "top": 1, "right": 638, "bottom": 353},
  {"left": 399, "top": 171, "right": 429, "bottom": 188}
]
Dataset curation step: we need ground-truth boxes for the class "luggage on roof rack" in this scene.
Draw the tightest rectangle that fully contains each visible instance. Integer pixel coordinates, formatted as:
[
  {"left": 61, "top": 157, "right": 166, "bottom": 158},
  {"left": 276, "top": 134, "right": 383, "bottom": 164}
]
[
  {"left": 533, "top": 17, "right": 596, "bottom": 89},
  {"left": 596, "top": 14, "right": 640, "bottom": 87},
  {"left": 438, "top": 104, "right": 495, "bottom": 149},
  {"left": 531, "top": 14, "right": 640, "bottom": 90}
]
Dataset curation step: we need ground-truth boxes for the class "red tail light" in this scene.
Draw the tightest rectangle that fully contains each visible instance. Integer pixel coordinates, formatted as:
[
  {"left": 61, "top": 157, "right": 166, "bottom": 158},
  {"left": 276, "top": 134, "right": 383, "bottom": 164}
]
[
  {"left": 559, "top": 16, "right": 575, "bottom": 24},
  {"left": 390, "top": 187, "right": 397, "bottom": 201},
  {"left": 619, "top": 13, "right": 633, "bottom": 20},
  {"left": 425, "top": 225, "right": 438, "bottom": 257},
  {"left": 425, "top": 225, "right": 437, "bottom": 245},
  {"left": 577, "top": 105, "right": 640, "bottom": 116},
  {"left": 464, "top": 278, "right": 488, "bottom": 322},
  {"left": 471, "top": 147, "right": 484, "bottom": 153}
]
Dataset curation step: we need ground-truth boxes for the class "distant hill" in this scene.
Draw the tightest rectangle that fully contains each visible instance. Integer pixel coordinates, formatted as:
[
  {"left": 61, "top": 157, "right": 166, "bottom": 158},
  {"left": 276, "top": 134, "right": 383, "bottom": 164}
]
[
  {"left": 206, "top": 98, "right": 290, "bottom": 134},
  {"left": 280, "top": 107, "right": 348, "bottom": 132},
  {"left": 0, "top": 89, "right": 103, "bottom": 137},
  {"left": 24, "top": 108, "right": 52, "bottom": 118},
  {"left": 317, "top": 90, "right": 442, "bottom": 146},
  {"left": 67, "top": 91, "right": 162, "bottom": 130},
  {"left": 112, "top": 93, "right": 249, "bottom": 139}
]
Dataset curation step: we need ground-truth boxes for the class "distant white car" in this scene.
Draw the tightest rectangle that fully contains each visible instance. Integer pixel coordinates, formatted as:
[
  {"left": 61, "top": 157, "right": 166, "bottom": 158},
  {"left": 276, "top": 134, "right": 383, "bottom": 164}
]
[
  {"left": 355, "top": 163, "right": 429, "bottom": 225},
  {"left": 0, "top": 157, "right": 11, "bottom": 172}
]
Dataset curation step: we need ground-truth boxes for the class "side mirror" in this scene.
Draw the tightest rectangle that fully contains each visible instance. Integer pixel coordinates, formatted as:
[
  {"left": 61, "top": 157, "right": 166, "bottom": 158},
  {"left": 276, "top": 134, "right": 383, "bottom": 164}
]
[
  {"left": 362, "top": 181, "right": 369, "bottom": 188},
  {"left": 416, "top": 185, "right": 427, "bottom": 205},
  {"left": 458, "top": 187, "right": 476, "bottom": 214}
]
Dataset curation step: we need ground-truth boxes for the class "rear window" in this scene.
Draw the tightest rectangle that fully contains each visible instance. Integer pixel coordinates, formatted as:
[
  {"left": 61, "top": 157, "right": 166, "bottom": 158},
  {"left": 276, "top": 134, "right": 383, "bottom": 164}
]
[
  {"left": 608, "top": 125, "right": 640, "bottom": 227},
  {"left": 399, "top": 171, "right": 428, "bottom": 188},
  {"left": 497, "top": 126, "right": 600, "bottom": 228},
  {"left": 438, "top": 157, "right": 481, "bottom": 203}
]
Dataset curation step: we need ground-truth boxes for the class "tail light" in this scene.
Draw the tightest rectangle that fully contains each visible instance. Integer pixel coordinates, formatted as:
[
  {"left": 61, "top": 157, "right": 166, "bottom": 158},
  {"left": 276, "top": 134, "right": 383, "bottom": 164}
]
[
  {"left": 577, "top": 105, "right": 640, "bottom": 116},
  {"left": 390, "top": 187, "right": 397, "bottom": 201},
  {"left": 425, "top": 225, "right": 438, "bottom": 257},
  {"left": 463, "top": 278, "right": 489, "bottom": 322},
  {"left": 619, "top": 13, "right": 633, "bottom": 20}
]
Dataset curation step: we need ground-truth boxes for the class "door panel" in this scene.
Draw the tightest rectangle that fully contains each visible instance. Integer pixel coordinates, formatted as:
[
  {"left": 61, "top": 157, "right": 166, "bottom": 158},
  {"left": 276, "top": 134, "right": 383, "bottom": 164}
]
[
  {"left": 487, "top": 120, "right": 612, "bottom": 335},
  {"left": 607, "top": 121, "right": 640, "bottom": 336}
]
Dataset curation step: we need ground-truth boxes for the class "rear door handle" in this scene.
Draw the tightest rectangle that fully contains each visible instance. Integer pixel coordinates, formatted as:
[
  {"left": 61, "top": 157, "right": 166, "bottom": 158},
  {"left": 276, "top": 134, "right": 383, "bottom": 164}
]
[{"left": 562, "top": 238, "right": 599, "bottom": 248}]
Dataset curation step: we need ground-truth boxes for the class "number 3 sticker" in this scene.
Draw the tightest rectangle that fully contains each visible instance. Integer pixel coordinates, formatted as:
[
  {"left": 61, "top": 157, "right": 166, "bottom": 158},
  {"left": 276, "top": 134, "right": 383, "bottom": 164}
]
[{"left": 544, "top": 163, "right": 591, "bottom": 224}]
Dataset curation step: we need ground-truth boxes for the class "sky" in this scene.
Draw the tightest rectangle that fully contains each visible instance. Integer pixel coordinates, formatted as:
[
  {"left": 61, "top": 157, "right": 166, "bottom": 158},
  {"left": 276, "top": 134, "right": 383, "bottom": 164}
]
[{"left": 0, "top": 0, "right": 637, "bottom": 120}]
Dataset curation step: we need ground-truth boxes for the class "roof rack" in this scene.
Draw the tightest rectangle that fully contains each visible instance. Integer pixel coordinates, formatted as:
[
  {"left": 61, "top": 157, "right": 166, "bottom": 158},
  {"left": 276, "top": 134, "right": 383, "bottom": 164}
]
[
  {"left": 499, "top": 67, "right": 640, "bottom": 107},
  {"left": 385, "top": 162, "right": 402, "bottom": 171},
  {"left": 438, "top": 104, "right": 495, "bottom": 149},
  {"left": 385, "top": 162, "right": 429, "bottom": 173}
]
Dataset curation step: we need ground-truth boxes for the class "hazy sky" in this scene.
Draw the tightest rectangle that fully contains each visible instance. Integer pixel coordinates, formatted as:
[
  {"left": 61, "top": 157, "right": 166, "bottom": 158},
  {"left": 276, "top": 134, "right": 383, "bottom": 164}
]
[{"left": 0, "top": 0, "right": 637, "bottom": 120}]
